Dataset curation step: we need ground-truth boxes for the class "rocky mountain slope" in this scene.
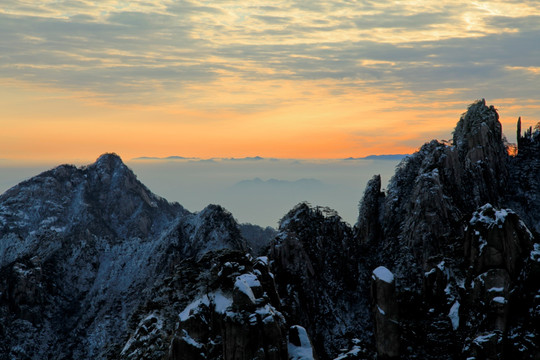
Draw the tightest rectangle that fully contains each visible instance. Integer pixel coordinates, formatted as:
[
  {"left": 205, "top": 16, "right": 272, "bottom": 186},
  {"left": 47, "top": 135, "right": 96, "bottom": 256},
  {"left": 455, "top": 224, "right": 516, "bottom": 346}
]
[
  {"left": 0, "top": 154, "right": 248, "bottom": 359},
  {"left": 356, "top": 100, "right": 539, "bottom": 359},
  {"left": 1, "top": 100, "right": 539, "bottom": 360}
]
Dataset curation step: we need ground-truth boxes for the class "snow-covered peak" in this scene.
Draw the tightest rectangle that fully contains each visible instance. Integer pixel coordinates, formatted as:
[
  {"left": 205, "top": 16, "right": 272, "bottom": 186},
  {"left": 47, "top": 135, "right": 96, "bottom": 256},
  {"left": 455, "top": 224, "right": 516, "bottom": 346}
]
[{"left": 182, "top": 204, "right": 246, "bottom": 257}]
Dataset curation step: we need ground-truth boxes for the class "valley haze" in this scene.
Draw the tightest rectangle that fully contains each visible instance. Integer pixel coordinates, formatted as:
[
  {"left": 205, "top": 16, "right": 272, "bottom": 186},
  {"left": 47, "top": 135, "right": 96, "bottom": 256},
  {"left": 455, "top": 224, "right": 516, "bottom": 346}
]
[{"left": 0, "top": 156, "right": 405, "bottom": 227}]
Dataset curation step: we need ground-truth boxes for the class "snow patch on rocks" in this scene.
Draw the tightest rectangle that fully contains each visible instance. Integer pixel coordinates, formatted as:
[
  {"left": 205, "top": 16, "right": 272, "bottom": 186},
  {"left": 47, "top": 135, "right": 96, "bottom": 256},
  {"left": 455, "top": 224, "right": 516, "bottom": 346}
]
[
  {"left": 288, "top": 325, "right": 316, "bottom": 360},
  {"left": 234, "top": 275, "right": 257, "bottom": 303},
  {"left": 372, "top": 266, "right": 394, "bottom": 283},
  {"left": 448, "top": 301, "right": 460, "bottom": 330},
  {"left": 470, "top": 203, "right": 512, "bottom": 229}
]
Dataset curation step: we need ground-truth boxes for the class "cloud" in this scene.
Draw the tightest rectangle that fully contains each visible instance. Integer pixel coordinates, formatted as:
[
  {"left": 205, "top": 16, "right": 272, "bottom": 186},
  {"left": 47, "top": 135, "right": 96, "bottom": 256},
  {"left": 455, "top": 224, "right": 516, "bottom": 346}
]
[{"left": 0, "top": 0, "right": 538, "bottom": 109}]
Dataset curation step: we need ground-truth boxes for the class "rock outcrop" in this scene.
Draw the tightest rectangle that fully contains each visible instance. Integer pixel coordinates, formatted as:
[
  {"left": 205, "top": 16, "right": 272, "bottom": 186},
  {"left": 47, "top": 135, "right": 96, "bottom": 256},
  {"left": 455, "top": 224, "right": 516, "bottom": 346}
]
[
  {"left": 270, "top": 203, "right": 371, "bottom": 358},
  {"left": 356, "top": 175, "right": 384, "bottom": 246},
  {"left": 120, "top": 250, "right": 316, "bottom": 360}
]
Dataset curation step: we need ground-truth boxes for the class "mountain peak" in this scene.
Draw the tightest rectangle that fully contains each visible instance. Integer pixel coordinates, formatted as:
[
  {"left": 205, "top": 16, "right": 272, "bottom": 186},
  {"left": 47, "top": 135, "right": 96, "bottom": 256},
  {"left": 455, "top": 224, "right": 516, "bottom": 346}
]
[
  {"left": 453, "top": 99, "right": 503, "bottom": 154},
  {"left": 94, "top": 152, "right": 125, "bottom": 171}
]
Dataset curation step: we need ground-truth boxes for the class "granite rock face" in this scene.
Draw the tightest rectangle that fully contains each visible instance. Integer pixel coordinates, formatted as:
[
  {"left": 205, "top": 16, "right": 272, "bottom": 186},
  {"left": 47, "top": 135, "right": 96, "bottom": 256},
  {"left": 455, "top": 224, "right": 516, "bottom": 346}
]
[
  {"left": 270, "top": 203, "right": 371, "bottom": 358},
  {"left": 355, "top": 100, "right": 539, "bottom": 359},
  {"left": 376, "top": 100, "right": 510, "bottom": 274},
  {"left": 356, "top": 175, "right": 384, "bottom": 246},
  {"left": 120, "top": 250, "right": 303, "bottom": 360}
]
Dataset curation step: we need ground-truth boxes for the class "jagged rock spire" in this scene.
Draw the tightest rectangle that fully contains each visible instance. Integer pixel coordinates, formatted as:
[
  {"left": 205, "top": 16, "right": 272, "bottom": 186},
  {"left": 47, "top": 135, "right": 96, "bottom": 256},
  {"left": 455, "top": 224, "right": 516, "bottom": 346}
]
[
  {"left": 517, "top": 117, "right": 522, "bottom": 143},
  {"left": 453, "top": 99, "right": 505, "bottom": 164}
]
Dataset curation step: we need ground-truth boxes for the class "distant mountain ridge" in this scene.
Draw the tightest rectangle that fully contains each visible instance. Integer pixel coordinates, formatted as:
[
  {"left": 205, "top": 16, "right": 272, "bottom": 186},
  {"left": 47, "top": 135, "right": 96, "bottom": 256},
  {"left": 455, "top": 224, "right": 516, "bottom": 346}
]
[
  {"left": 133, "top": 155, "right": 199, "bottom": 160},
  {"left": 132, "top": 155, "right": 408, "bottom": 161},
  {"left": 232, "top": 177, "right": 326, "bottom": 190},
  {"left": 344, "top": 154, "right": 409, "bottom": 160}
]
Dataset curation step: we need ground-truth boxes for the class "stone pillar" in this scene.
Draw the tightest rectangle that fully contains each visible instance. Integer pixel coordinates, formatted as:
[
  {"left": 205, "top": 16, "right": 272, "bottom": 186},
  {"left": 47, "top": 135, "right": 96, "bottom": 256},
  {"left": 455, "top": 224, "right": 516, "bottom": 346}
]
[{"left": 371, "top": 266, "right": 399, "bottom": 359}]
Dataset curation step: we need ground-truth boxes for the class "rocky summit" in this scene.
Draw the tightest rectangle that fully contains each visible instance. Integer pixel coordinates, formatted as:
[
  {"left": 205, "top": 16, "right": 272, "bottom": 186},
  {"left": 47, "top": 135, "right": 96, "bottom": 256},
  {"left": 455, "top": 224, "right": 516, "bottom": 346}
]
[{"left": 1, "top": 100, "right": 539, "bottom": 360}]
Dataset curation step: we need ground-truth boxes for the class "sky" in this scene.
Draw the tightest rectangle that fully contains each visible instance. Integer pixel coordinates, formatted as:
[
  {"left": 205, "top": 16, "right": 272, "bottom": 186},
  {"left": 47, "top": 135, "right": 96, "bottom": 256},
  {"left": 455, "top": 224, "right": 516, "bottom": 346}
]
[{"left": 1, "top": 0, "right": 540, "bottom": 162}]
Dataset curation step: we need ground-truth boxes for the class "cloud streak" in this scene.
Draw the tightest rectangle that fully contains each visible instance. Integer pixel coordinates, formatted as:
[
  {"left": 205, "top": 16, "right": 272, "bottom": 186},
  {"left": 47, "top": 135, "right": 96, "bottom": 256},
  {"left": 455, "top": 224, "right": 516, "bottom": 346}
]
[{"left": 1, "top": 0, "right": 539, "bottom": 104}]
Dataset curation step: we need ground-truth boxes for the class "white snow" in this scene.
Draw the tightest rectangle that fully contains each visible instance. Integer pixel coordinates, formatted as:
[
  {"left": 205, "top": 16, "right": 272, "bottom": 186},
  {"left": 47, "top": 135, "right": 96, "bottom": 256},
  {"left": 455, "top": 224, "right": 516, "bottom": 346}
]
[
  {"left": 234, "top": 276, "right": 257, "bottom": 303},
  {"left": 492, "top": 296, "right": 507, "bottom": 304},
  {"left": 444, "top": 283, "right": 452, "bottom": 296},
  {"left": 437, "top": 260, "right": 445, "bottom": 271},
  {"left": 377, "top": 306, "right": 386, "bottom": 316},
  {"left": 143, "top": 313, "right": 163, "bottom": 330},
  {"left": 470, "top": 203, "right": 513, "bottom": 229},
  {"left": 121, "top": 312, "right": 163, "bottom": 355},
  {"left": 257, "top": 256, "right": 269, "bottom": 265},
  {"left": 473, "top": 332, "right": 497, "bottom": 345},
  {"left": 236, "top": 273, "right": 261, "bottom": 288},
  {"left": 531, "top": 243, "right": 540, "bottom": 262},
  {"left": 256, "top": 304, "right": 283, "bottom": 324},
  {"left": 334, "top": 346, "right": 362, "bottom": 360},
  {"left": 488, "top": 287, "right": 504, "bottom": 293},
  {"left": 179, "top": 295, "right": 210, "bottom": 321},
  {"left": 50, "top": 226, "right": 67, "bottom": 233},
  {"left": 478, "top": 237, "right": 488, "bottom": 254},
  {"left": 448, "top": 301, "right": 460, "bottom": 330},
  {"left": 424, "top": 268, "right": 436, "bottom": 277},
  {"left": 211, "top": 291, "right": 233, "bottom": 314},
  {"left": 181, "top": 329, "right": 203, "bottom": 349},
  {"left": 248, "top": 313, "right": 258, "bottom": 325},
  {"left": 288, "top": 325, "right": 315, "bottom": 360},
  {"left": 179, "top": 291, "right": 233, "bottom": 319},
  {"left": 372, "top": 266, "right": 394, "bottom": 283}
]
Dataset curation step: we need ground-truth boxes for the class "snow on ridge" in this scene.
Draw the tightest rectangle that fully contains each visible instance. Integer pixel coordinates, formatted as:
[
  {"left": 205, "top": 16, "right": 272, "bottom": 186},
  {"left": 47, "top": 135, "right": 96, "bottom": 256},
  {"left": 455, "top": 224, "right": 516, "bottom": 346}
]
[
  {"left": 181, "top": 329, "right": 203, "bottom": 349},
  {"left": 179, "top": 295, "right": 210, "bottom": 322},
  {"left": 372, "top": 266, "right": 394, "bottom": 283},
  {"left": 179, "top": 291, "right": 234, "bottom": 320}
]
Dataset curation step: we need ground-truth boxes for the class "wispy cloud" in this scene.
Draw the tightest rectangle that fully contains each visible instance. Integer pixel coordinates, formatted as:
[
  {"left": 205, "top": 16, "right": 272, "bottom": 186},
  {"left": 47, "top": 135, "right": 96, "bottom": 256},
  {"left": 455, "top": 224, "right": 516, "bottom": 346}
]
[{"left": 1, "top": 0, "right": 539, "bottom": 106}]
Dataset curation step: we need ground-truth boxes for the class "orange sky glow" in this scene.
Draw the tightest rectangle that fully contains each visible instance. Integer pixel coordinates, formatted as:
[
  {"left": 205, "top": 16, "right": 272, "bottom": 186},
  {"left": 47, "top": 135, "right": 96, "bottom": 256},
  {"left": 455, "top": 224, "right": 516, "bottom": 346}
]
[{"left": 1, "top": 1, "right": 539, "bottom": 163}]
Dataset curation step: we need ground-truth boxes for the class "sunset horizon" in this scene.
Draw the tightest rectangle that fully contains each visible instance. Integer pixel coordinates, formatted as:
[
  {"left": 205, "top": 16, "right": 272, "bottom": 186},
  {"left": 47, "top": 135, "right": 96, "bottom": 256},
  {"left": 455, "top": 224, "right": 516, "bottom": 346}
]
[
  {"left": 2, "top": 1, "right": 539, "bottom": 163},
  {"left": 0, "top": 98, "right": 536, "bottom": 164}
]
